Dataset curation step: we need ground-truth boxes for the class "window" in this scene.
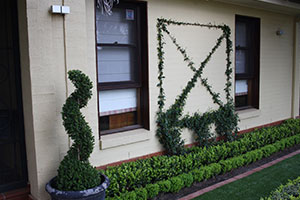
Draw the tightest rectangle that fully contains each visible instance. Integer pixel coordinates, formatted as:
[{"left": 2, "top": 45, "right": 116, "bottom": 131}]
[
  {"left": 235, "top": 15, "right": 260, "bottom": 109},
  {"left": 96, "top": 1, "right": 149, "bottom": 135}
]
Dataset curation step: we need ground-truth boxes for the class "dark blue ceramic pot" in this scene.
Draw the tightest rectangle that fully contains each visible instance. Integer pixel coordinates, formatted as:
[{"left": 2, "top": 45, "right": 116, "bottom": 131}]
[{"left": 45, "top": 174, "right": 109, "bottom": 200}]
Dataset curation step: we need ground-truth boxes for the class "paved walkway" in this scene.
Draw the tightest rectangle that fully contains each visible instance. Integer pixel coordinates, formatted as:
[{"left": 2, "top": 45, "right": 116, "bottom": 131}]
[{"left": 179, "top": 149, "right": 300, "bottom": 200}]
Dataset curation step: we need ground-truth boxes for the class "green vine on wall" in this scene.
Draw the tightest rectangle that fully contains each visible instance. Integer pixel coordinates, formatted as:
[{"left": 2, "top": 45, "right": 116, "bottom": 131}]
[{"left": 156, "top": 18, "right": 239, "bottom": 155}]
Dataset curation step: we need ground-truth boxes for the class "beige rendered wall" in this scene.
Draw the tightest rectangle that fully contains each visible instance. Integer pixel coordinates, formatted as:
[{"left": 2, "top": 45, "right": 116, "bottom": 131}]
[
  {"left": 21, "top": 0, "right": 297, "bottom": 199},
  {"left": 99, "top": 0, "right": 296, "bottom": 164}
]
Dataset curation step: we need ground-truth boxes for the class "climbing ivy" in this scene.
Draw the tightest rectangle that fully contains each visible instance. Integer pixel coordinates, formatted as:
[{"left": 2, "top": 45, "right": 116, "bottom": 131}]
[{"left": 156, "top": 18, "right": 239, "bottom": 155}]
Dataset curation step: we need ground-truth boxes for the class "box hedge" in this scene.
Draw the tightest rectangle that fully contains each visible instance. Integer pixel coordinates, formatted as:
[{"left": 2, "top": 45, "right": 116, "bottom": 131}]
[{"left": 104, "top": 119, "right": 300, "bottom": 199}]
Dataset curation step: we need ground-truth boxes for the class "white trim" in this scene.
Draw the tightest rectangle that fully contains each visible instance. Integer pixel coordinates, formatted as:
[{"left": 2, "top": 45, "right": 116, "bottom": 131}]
[
  {"left": 100, "top": 128, "right": 150, "bottom": 149},
  {"left": 100, "top": 107, "right": 136, "bottom": 116},
  {"left": 237, "top": 108, "right": 261, "bottom": 120}
]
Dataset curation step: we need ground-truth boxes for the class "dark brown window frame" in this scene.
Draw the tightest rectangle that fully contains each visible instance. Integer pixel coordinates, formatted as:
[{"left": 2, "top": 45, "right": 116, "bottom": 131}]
[
  {"left": 95, "top": 1, "right": 149, "bottom": 136},
  {"left": 235, "top": 15, "right": 260, "bottom": 110}
]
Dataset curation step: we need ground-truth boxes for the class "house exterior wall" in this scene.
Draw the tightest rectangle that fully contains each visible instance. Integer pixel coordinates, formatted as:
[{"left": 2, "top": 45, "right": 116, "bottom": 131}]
[{"left": 19, "top": 0, "right": 298, "bottom": 199}]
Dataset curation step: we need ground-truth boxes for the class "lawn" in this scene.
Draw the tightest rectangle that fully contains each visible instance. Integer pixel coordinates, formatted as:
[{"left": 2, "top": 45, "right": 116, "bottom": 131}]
[{"left": 193, "top": 153, "right": 300, "bottom": 200}]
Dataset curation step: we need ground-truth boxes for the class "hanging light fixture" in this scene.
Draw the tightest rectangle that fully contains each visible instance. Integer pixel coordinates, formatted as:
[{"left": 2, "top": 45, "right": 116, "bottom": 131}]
[{"left": 97, "top": 0, "right": 119, "bottom": 15}]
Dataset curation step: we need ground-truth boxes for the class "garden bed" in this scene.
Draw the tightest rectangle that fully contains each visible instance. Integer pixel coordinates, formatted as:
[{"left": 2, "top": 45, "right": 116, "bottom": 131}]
[
  {"left": 155, "top": 143, "right": 300, "bottom": 200},
  {"left": 104, "top": 119, "right": 300, "bottom": 200}
]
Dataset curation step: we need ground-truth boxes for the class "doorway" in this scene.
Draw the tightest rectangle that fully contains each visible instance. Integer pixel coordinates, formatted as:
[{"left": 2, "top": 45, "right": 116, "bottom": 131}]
[{"left": 0, "top": 0, "right": 28, "bottom": 193}]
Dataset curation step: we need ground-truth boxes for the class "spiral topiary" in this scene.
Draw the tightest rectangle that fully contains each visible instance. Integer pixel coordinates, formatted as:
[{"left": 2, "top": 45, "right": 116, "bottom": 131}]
[{"left": 55, "top": 70, "right": 101, "bottom": 191}]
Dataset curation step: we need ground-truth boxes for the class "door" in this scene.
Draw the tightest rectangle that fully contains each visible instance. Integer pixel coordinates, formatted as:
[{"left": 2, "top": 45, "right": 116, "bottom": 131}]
[{"left": 0, "top": 0, "right": 28, "bottom": 192}]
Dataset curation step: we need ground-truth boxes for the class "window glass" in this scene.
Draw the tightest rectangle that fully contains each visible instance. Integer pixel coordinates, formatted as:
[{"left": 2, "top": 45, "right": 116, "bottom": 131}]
[
  {"left": 236, "top": 22, "right": 247, "bottom": 47},
  {"left": 100, "top": 111, "right": 137, "bottom": 131},
  {"left": 99, "top": 88, "right": 138, "bottom": 131},
  {"left": 235, "top": 80, "right": 248, "bottom": 96},
  {"left": 235, "top": 15, "right": 260, "bottom": 109},
  {"left": 235, "top": 49, "right": 247, "bottom": 74},
  {"left": 235, "top": 95, "right": 248, "bottom": 108},
  {"left": 99, "top": 88, "right": 137, "bottom": 116},
  {"left": 97, "top": 46, "right": 136, "bottom": 83},
  {"left": 96, "top": 2, "right": 149, "bottom": 134},
  {"left": 96, "top": 8, "right": 136, "bottom": 45}
]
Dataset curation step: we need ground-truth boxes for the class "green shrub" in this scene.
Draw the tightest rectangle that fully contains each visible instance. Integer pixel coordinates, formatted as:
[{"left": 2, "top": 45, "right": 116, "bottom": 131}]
[
  {"left": 210, "top": 163, "right": 222, "bottom": 175},
  {"left": 243, "top": 151, "right": 259, "bottom": 164},
  {"left": 203, "top": 166, "right": 214, "bottom": 180},
  {"left": 107, "top": 191, "right": 137, "bottom": 200},
  {"left": 220, "top": 159, "right": 233, "bottom": 173},
  {"left": 178, "top": 173, "right": 194, "bottom": 187},
  {"left": 55, "top": 70, "right": 100, "bottom": 191},
  {"left": 190, "top": 168, "right": 205, "bottom": 182},
  {"left": 135, "top": 188, "right": 147, "bottom": 200},
  {"left": 104, "top": 119, "right": 300, "bottom": 197},
  {"left": 111, "top": 134, "right": 300, "bottom": 200},
  {"left": 169, "top": 177, "right": 184, "bottom": 193},
  {"left": 261, "top": 176, "right": 300, "bottom": 200},
  {"left": 230, "top": 156, "right": 244, "bottom": 169},
  {"left": 56, "top": 158, "right": 100, "bottom": 191},
  {"left": 120, "top": 191, "right": 137, "bottom": 200},
  {"left": 145, "top": 184, "right": 160, "bottom": 198},
  {"left": 157, "top": 180, "right": 171, "bottom": 193}
]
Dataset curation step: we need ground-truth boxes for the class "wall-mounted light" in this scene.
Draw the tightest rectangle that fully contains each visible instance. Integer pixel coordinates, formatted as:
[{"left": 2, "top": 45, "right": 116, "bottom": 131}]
[
  {"left": 51, "top": 5, "right": 61, "bottom": 14},
  {"left": 276, "top": 28, "right": 284, "bottom": 36},
  {"left": 51, "top": 5, "right": 70, "bottom": 14}
]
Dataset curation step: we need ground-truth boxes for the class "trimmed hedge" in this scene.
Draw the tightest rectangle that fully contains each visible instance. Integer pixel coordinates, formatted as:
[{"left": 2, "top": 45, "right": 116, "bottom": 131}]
[
  {"left": 107, "top": 134, "right": 300, "bottom": 200},
  {"left": 103, "top": 119, "right": 300, "bottom": 198},
  {"left": 261, "top": 176, "right": 300, "bottom": 200}
]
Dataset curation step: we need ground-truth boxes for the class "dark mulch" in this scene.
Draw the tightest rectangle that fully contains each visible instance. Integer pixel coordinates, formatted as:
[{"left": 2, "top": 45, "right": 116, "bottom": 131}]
[{"left": 154, "top": 144, "right": 300, "bottom": 200}]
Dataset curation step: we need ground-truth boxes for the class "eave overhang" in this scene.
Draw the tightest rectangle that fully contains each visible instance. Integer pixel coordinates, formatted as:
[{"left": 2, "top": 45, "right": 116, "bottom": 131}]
[{"left": 213, "top": 0, "right": 300, "bottom": 16}]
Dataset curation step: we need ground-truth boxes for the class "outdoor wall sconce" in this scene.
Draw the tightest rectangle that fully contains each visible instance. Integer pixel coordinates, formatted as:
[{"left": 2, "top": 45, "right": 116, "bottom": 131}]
[
  {"left": 51, "top": 5, "right": 70, "bottom": 14},
  {"left": 276, "top": 28, "right": 284, "bottom": 36}
]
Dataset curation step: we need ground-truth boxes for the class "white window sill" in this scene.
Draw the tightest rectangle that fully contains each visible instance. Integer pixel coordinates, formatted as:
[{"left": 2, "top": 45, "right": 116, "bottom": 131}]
[
  {"left": 99, "top": 128, "right": 150, "bottom": 150},
  {"left": 236, "top": 108, "right": 261, "bottom": 120}
]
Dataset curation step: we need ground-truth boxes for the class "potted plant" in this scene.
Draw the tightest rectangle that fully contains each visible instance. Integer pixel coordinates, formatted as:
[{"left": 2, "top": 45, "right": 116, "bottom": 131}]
[{"left": 46, "top": 70, "right": 109, "bottom": 200}]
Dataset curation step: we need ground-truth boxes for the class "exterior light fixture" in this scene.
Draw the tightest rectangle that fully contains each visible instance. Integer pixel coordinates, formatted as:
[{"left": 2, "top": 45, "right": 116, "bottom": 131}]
[
  {"left": 51, "top": 5, "right": 70, "bottom": 14},
  {"left": 276, "top": 28, "right": 284, "bottom": 36}
]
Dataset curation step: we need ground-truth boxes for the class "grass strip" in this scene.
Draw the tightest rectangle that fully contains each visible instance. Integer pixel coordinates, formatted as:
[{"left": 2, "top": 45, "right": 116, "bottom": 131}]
[{"left": 193, "top": 153, "right": 300, "bottom": 200}]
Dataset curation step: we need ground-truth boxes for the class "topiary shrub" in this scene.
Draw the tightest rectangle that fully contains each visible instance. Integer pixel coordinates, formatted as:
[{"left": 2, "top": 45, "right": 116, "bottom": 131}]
[{"left": 55, "top": 70, "right": 101, "bottom": 191}]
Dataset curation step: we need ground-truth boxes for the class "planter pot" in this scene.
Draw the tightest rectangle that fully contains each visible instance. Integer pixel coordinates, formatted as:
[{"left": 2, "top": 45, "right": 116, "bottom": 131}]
[{"left": 45, "top": 174, "right": 110, "bottom": 200}]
